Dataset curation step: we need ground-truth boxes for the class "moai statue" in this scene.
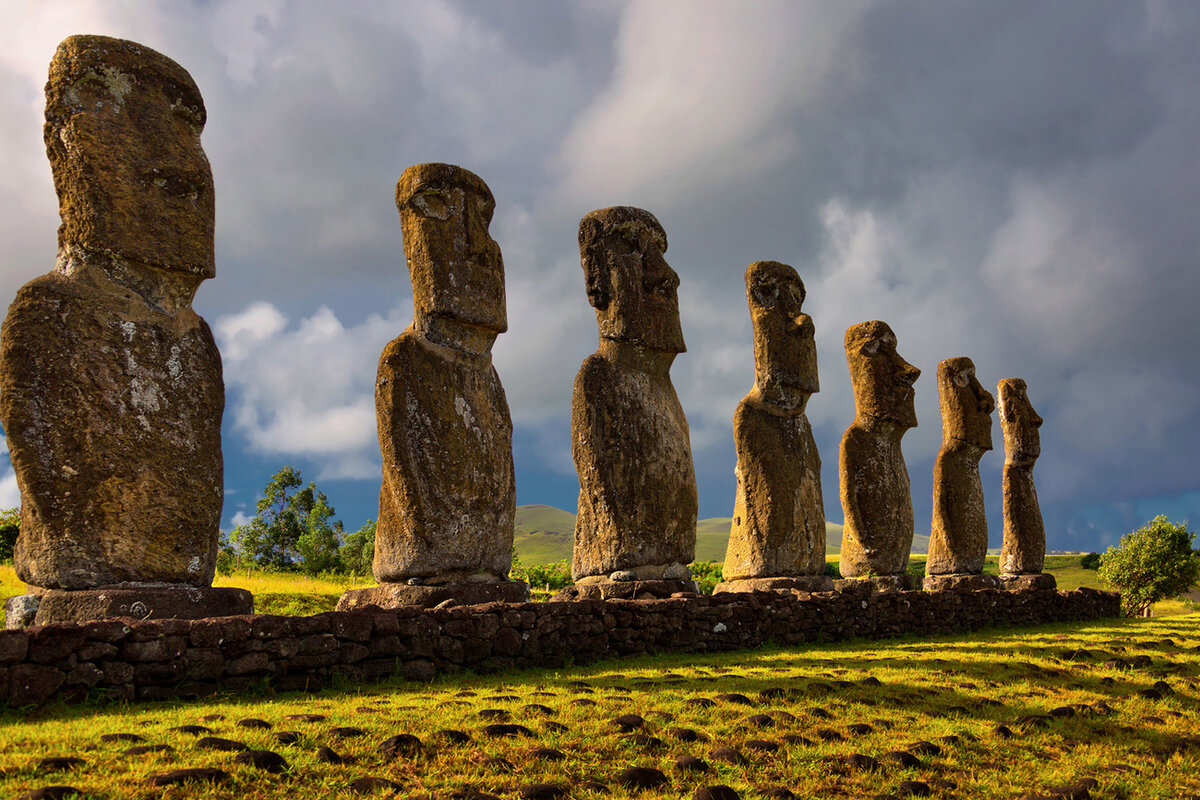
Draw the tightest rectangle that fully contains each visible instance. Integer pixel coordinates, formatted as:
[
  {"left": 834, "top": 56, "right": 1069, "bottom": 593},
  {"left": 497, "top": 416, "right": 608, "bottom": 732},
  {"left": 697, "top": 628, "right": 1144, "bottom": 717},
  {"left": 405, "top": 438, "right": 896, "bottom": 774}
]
[
  {"left": 924, "top": 357, "right": 1001, "bottom": 591},
  {"left": 0, "top": 35, "right": 250, "bottom": 627},
  {"left": 716, "top": 261, "right": 832, "bottom": 594},
  {"left": 561, "top": 206, "right": 698, "bottom": 601},
  {"left": 838, "top": 321, "right": 921, "bottom": 591},
  {"left": 338, "top": 163, "right": 528, "bottom": 611},
  {"left": 997, "top": 378, "right": 1056, "bottom": 589}
]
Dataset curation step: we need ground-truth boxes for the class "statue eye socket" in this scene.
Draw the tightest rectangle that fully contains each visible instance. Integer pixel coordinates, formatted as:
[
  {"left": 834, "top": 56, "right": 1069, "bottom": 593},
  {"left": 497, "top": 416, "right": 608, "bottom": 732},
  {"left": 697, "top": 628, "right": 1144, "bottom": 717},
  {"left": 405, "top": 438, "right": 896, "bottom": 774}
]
[{"left": 411, "top": 190, "right": 450, "bottom": 220}]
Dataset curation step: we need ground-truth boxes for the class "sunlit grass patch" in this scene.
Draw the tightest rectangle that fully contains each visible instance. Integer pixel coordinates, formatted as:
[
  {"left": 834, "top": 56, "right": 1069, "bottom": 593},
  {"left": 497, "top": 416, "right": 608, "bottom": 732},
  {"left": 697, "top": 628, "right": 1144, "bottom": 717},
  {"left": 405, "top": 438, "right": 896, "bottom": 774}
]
[{"left": 3, "top": 613, "right": 1197, "bottom": 799}]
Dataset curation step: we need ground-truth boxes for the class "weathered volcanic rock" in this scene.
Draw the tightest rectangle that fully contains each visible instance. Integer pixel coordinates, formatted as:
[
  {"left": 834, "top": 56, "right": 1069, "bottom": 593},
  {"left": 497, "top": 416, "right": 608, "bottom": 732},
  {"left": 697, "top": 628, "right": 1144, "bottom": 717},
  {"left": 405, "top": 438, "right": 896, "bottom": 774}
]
[
  {"left": 926, "top": 357, "right": 994, "bottom": 580},
  {"left": 0, "top": 35, "right": 225, "bottom": 597},
  {"left": 366, "top": 163, "right": 524, "bottom": 603},
  {"left": 838, "top": 321, "right": 921, "bottom": 579},
  {"left": 997, "top": 378, "right": 1053, "bottom": 585},
  {"left": 570, "top": 206, "right": 697, "bottom": 582},
  {"left": 722, "top": 261, "right": 829, "bottom": 588}
]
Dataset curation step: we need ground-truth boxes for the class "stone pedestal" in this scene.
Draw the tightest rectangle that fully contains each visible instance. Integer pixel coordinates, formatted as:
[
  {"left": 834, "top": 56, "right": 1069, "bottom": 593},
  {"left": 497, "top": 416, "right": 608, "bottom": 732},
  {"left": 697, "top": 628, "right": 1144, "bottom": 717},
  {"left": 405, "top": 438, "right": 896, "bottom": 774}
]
[
  {"left": 549, "top": 579, "right": 698, "bottom": 602},
  {"left": 336, "top": 581, "right": 529, "bottom": 611},
  {"left": 999, "top": 573, "right": 1057, "bottom": 591},
  {"left": 714, "top": 576, "right": 834, "bottom": 594},
  {"left": 922, "top": 573, "right": 1002, "bottom": 592},
  {"left": 833, "top": 574, "right": 913, "bottom": 592},
  {"left": 7, "top": 586, "right": 252, "bottom": 628}
]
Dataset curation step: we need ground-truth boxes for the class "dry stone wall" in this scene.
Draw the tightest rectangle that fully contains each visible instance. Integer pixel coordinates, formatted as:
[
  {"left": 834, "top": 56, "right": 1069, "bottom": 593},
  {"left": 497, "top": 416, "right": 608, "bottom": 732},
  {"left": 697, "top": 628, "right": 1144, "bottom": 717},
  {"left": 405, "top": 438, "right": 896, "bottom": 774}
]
[{"left": 0, "top": 588, "right": 1119, "bottom": 709}]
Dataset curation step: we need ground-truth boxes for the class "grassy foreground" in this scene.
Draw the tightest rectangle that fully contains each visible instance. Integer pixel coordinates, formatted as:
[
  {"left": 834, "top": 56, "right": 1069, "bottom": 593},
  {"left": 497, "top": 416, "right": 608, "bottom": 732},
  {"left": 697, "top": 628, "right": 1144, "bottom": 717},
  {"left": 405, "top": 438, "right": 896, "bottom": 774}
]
[{"left": 1, "top": 614, "right": 1198, "bottom": 799}]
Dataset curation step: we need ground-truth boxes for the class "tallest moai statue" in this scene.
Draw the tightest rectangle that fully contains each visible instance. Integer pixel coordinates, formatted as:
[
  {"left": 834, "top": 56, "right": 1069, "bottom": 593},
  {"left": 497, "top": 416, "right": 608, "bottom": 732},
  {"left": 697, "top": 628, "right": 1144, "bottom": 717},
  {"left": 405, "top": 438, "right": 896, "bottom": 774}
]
[{"left": 0, "top": 35, "right": 250, "bottom": 625}]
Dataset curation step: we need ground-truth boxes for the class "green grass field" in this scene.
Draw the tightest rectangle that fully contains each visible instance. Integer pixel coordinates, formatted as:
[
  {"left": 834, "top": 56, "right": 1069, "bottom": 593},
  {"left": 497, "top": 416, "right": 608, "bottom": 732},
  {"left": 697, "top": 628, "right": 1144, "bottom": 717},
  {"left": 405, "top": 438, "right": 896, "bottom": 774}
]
[{"left": 2, "top": 613, "right": 1197, "bottom": 798}]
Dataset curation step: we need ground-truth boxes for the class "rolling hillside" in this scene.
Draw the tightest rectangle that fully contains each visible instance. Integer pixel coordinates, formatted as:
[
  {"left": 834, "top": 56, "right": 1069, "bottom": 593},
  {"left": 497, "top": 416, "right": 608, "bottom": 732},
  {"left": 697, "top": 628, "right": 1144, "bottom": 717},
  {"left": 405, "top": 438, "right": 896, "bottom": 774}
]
[{"left": 512, "top": 505, "right": 923, "bottom": 565}]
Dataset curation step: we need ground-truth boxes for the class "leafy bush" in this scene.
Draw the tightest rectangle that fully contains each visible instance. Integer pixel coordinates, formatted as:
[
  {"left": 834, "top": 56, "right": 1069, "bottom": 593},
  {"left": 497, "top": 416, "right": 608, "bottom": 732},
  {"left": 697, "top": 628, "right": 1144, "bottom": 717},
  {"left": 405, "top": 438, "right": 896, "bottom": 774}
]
[
  {"left": 513, "top": 559, "right": 572, "bottom": 591},
  {"left": 1080, "top": 552, "right": 1101, "bottom": 570},
  {"left": 824, "top": 561, "right": 842, "bottom": 579},
  {"left": 689, "top": 561, "right": 724, "bottom": 595},
  {"left": 1098, "top": 516, "right": 1200, "bottom": 617}
]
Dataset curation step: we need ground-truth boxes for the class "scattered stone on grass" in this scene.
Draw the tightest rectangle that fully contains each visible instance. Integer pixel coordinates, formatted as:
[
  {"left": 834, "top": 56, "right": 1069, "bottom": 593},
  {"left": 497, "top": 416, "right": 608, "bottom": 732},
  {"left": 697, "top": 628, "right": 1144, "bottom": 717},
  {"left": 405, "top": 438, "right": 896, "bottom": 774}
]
[
  {"left": 349, "top": 776, "right": 402, "bottom": 795},
  {"left": 815, "top": 728, "right": 843, "bottom": 742},
  {"left": 780, "top": 734, "right": 813, "bottom": 746},
  {"left": 479, "top": 709, "right": 511, "bottom": 720},
  {"left": 99, "top": 733, "right": 142, "bottom": 744},
  {"left": 434, "top": 729, "right": 471, "bottom": 744},
  {"left": 715, "top": 693, "right": 754, "bottom": 705},
  {"left": 881, "top": 750, "right": 921, "bottom": 768},
  {"left": 196, "top": 737, "right": 248, "bottom": 752},
  {"left": 667, "top": 727, "right": 708, "bottom": 742},
  {"left": 896, "top": 780, "right": 932, "bottom": 797},
  {"left": 284, "top": 714, "right": 326, "bottom": 723},
  {"left": 237, "top": 718, "right": 273, "bottom": 729},
  {"left": 543, "top": 722, "right": 569, "bottom": 733},
  {"left": 808, "top": 707, "right": 832, "bottom": 719},
  {"left": 745, "top": 739, "right": 779, "bottom": 753},
  {"left": 571, "top": 699, "right": 597, "bottom": 707},
  {"left": 846, "top": 723, "right": 873, "bottom": 736},
  {"left": 616, "top": 766, "right": 668, "bottom": 790},
  {"left": 315, "top": 746, "right": 349, "bottom": 764},
  {"left": 577, "top": 781, "right": 610, "bottom": 794},
  {"left": 710, "top": 747, "right": 747, "bottom": 765},
  {"left": 612, "top": 714, "right": 645, "bottom": 731},
  {"left": 272, "top": 731, "right": 301, "bottom": 745},
  {"left": 744, "top": 714, "right": 774, "bottom": 728},
  {"left": 993, "top": 724, "right": 1015, "bottom": 739},
  {"left": 522, "top": 704, "right": 555, "bottom": 717},
  {"left": 329, "top": 727, "right": 367, "bottom": 739},
  {"left": 693, "top": 785, "right": 740, "bottom": 800},
  {"left": 379, "top": 734, "right": 424, "bottom": 757},
  {"left": 905, "top": 741, "right": 941, "bottom": 757},
  {"left": 675, "top": 754, "right": 710, "bottom": 773},
  {"left": 168, "top": 725, "right": 212, "bottom": 736},
  {"left": 686, "top": 698, "right": 716, "bottom": 708},
  {"left": 476, "top": 756, "right": 514, "bottom": 772},
  {"left": 482, "top": 723, "right": 533, "bottom": 738},
  {"left": 234, "top": 750, "right": 289, "bottom": 773},
  {"left": 518, "top": 783, "right": 568, "bottom": 800},
  {"left": 125, "top": 744, "right": 174, "bottom": 756},
  {"left": 146, "top": 768, "right": 231, "bottom": 787},
  {"left": 531, "top": 748, "right": 565, "bottom": 761},
  {"left": 19, "top": 788, "right": 81, "bottom": 800},
  {"left": 843, "top": 753, "right": 880, "bottom": 772}
]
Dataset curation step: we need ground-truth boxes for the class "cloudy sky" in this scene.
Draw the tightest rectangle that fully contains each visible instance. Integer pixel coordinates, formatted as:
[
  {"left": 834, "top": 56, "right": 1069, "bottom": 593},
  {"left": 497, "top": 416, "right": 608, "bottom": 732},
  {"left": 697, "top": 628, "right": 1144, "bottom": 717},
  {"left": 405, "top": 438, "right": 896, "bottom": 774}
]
[{"left": 1, "top": 1, "right": 1198, "bottom": 553}]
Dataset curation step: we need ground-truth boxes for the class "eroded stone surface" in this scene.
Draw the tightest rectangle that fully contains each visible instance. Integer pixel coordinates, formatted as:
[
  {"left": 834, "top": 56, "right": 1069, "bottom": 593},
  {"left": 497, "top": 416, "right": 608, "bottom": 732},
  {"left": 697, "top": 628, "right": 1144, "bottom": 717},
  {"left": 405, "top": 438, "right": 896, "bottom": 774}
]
[
  {"left": 926, "top": 357, "right": 994, "bottom": 577},
  {"left": 0, "top": 35, "right": 222, "bottom": 592},
  {"left": 31, "top": 586, "right": 251, "bottom": 625},
  {"left": 722, "top": 262, "right": 826, "bottom": 585},
  {"left": 571, "top": 207, "right": 697, "bottom": 581},
  {"left": 838, "top": 321, "right": 921, "bottom": 578},
  {"left": 997, "top": 378, "right": 1049, "bottom": 578},
  {"left": 337, "top": 581, "right": 528, "bottom": 611},
  {"left": 371, "top": 164, "right": 519, "bottom": 595}
]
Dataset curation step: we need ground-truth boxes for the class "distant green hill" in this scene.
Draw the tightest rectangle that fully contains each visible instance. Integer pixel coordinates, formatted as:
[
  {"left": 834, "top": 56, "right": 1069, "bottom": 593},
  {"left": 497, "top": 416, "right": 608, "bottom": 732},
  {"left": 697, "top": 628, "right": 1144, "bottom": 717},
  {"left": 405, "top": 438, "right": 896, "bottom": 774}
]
[{"left": 513, "top": 505, "right": 886, "bottom": 565}]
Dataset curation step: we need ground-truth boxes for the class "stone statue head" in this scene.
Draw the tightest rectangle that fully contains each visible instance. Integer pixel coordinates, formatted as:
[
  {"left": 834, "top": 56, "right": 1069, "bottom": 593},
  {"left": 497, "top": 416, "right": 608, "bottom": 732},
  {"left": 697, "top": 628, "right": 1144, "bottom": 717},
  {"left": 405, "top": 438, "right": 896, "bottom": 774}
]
[
  {"left": 396, "top": 162, "right": 506, "bottom": 335},
  {"left": 579, "top": 206, "right": 685, "bottom": 354},
  {"left": 746, "top": 260, "right": 817, "bottom": 409},
  {"left": 44, "top": 35, "right": 214, "bottom": 279},
  {"left": 844, "top": 320, "right": 920, "bottom": 428},
  {"left": 937, "top": 356, "right": 994, "bottom": 450},
  {"left": 998, "top": 378, "right": 1042, "bottom": 464}
]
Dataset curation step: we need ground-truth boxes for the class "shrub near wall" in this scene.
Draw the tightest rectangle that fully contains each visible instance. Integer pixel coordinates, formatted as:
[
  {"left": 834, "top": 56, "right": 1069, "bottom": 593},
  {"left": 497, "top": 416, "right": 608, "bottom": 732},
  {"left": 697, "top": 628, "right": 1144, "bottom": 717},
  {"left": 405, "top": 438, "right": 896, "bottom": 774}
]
[{"left": 0, "top": 587, "right": 1119, "bottom": 709}]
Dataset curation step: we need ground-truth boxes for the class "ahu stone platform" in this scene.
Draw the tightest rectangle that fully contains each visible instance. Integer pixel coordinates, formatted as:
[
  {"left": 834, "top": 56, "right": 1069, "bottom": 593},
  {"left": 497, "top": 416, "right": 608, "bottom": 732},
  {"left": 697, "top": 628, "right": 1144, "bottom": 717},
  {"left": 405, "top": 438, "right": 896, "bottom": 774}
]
[{"left": 0, "top": 587, "right": 1118, "bottom": 709}]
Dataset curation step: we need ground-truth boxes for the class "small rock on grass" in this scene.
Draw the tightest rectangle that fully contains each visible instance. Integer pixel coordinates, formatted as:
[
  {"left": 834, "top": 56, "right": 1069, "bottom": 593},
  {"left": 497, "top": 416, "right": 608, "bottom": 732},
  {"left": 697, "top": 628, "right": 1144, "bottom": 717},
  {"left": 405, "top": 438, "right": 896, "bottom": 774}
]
[
  {"left": 611, "top": 714, "right": 645, "bottom": 731},
  {"left": 577, "top": 781, "right": 610, "bottom": 795},
  {"left": 168, "top": 725, "right": 212, "bottom": 736},
  {"left": 709, "top": 747, "right": 747, "bottom": 765},
  {"left": 843, "top": 753, "right": 880, "bottom": 772},
  {"left": 125, "top": 744, "right": 174, "bottom": 756},
  {"left": 675, "top": 754, "right": 710, "bottom": 772},
  {"left": 881, "top": 750, "right": 921, "bottom": 768},
  {"left": 234, "top": 750, "right": 289, "bottom": 773},
  {"left": 350, "top": 776, "right": 402, "bottom": 794},
  {"left": 518, "top": 783, "right": 569, "bottom": 800},
  {"left": 196, "top": 736, "right": 248, "bottom": 752},
  {"left": 715, "top": 693, "right": 754, "bottom": 705},
  {"left": 272, "top": 731, "right": 302, "bottom": 745},
  {"left": 481, "top": 723, "right": 533, "bottom": 738},
  {"left": 905, "top": 741, "right": 941, "bottom": 757},
  {"left": 531, "top": 747, "right": 566, "bottom": 761},
  {"left": 896, "top": 780, "right": 932, "bottom": 797},
  {"left": 616, "top": 766, "right": 668, "bottom": 789},
  {"left": 433, "top": 729, "right": 471, "bottom": 744},
  {"left": 19, "top": 788, "right": 81, "bottom": 800},
  {"left": 329, "top": 726, "right": 367, "bottom": 739},
  {"left": 99, "top": 732, "right": 143, "bottom": 743},
  {"left": 316, "top": 746, "right": 348, "bottom": 764},
  {"left": 667, "top": 728, "right": 708, "bottom": 742},
  {"left": 693, "top": 786, "right": 740, "bottom": 800},
  {"left": 237, "top": 718, "right": 273, "bottom": 729},
  {"left": 744, "top": 739, "right": 779, "bottom": 753},
  {"left": 146, "top": 768, "right": 231, "bottom": 787},
  {"left": 762, "top": 788, "right": 794, "bottom": 800},
  {"left": 379, "top": 734, "right": 423, "bottom": 757}
]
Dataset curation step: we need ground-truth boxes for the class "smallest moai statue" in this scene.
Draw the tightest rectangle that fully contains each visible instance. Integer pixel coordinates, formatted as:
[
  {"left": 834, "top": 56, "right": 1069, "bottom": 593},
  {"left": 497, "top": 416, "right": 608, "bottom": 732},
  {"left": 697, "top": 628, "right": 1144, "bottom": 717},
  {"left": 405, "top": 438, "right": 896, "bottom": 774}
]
[
  {"left": 997, "top": 378, "right": 1056, "bottom": 590},
  {"left": 715, "top": 261, "right": 832, "bottom": 594},
  {"left": 924, "top": 357, "right": 1001, "bottom": 591}
]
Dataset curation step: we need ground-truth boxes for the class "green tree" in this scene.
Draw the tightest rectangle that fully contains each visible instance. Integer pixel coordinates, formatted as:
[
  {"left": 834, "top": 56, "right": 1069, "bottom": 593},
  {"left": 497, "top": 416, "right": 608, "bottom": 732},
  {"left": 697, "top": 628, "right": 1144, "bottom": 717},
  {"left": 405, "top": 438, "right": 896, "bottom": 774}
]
[
  {"left": 1098, "top": 516, "right": 1200, "bottom": 617},
  {"left": 233, "top": 467, "right": 343, "bottom": 574},
  {"left": 0, "top": 507, "right": 18, "bottom": 563},
  {"left": 339, "top": 519, "right": 376, "bottom": 576}
]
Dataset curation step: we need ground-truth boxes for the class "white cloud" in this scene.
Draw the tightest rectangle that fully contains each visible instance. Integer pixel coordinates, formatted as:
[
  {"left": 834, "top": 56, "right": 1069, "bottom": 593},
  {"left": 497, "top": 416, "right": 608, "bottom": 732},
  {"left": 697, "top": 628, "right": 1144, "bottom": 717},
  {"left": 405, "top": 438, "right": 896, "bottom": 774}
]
[{"left": 214, "top": 301, "right": 407, "bottom": 476}]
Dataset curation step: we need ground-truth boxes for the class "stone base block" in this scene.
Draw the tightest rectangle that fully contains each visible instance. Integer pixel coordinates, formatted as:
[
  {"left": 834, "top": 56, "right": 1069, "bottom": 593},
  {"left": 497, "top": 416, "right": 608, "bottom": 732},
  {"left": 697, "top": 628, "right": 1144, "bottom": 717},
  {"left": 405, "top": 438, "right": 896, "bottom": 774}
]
[
  {"left": 923, "top": 573, "right": 1003, "bottom": 592},
  {"left": 19, "top": 586, "right": 253, "bottom": 627},
  {"left": 336, "top": 581, "right": 530, "bottom": 611},
  {"left": 549, "top": 579, "right": 699, "bottom": 602},
  {"left": 999, "top": 573, "right": 1058, "bottom": 591},
  {"left": 833, "top": 574, "right": 913, "bottom": 592},
  {"left": 713, "top": 576, "right": 835, "bottom": 594}
]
